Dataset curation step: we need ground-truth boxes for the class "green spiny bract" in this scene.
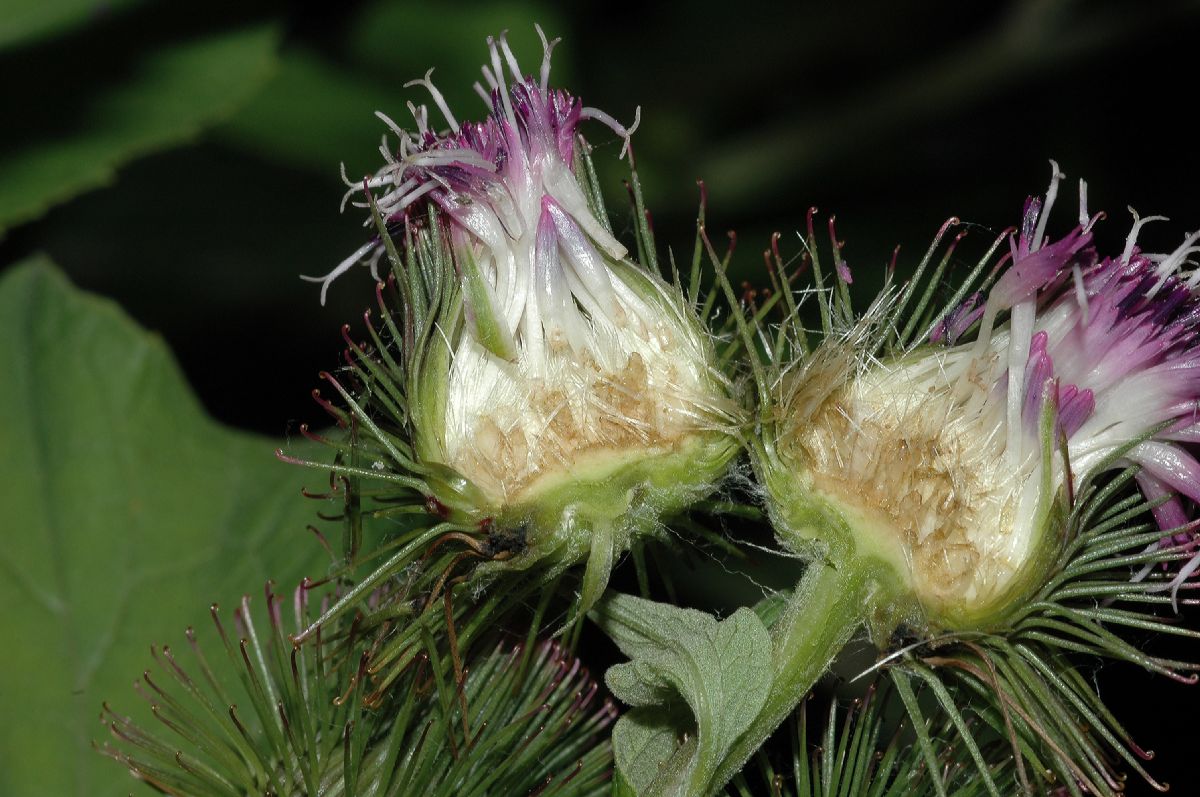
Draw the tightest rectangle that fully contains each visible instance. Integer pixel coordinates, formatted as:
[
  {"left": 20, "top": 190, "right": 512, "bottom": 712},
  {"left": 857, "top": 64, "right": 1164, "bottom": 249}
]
[
  {"left": 727, "top": 685, "right": 1016, "bottom": 797},
  {"left": 98, "top": 579, "right": 615, "bottom": 796}
]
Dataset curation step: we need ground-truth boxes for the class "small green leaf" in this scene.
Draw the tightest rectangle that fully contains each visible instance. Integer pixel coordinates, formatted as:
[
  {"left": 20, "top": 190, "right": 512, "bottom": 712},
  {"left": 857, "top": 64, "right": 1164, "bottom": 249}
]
[
  {"left": 611, "top": 706, "right": 694, "bottom": 795},
  {"left": 592, "top": 592, "right": 773, "bottom": 797},
  {"left": 0, "top": 259, "right": 327, "bottom": 796},
  {"left": 0, "top": 23, "right": 279, "bottom": 232},
  {"left": 613, "top": 767, "right": 641, "bottom": 797}
]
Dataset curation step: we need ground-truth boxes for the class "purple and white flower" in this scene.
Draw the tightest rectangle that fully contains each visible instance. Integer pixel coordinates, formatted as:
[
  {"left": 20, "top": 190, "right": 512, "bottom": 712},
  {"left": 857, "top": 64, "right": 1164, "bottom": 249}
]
[
  {"left": 769, "top": 164, "right": 1200, "bottom": 623},
  {"left": 309, "top": 29, "right": 740, "bottom": 615},
  {"left": 978, "top": 169, "right": 1200, "bottom": 603}
]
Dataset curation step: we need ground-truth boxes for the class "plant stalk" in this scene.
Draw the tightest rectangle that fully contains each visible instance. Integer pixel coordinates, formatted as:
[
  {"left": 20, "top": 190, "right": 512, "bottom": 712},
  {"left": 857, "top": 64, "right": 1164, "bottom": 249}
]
[{"left": 705, "top": 558, "right": 875, "bottom": 794}]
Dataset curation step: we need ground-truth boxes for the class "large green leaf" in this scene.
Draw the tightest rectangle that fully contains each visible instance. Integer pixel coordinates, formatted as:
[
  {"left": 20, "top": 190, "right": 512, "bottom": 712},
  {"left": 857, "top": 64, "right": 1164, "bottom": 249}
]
[
  {"left": 0, "top": 259, "right": 329, "bottom": 796},
  {"left": 0, "top": 23, "right": 279, "bottom": 233}
]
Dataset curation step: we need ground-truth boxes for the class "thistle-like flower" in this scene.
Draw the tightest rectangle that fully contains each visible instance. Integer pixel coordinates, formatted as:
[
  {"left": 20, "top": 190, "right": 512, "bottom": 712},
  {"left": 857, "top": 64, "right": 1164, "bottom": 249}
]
[
  {"left": 764, "top": 165, "right": 1200, "bottom": 627},
  {"left": 685, "top": 168, "right": 1200, "bottom": 796},
  {"left": 291, "top": 29, "right": 740, "bottom": 620}
]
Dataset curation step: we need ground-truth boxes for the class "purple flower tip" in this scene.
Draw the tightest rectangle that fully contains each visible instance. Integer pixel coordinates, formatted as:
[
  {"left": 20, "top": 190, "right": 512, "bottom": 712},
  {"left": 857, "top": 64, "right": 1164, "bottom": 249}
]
[{"left": 304, "top": 26, "right": 640, "bottom": 305}]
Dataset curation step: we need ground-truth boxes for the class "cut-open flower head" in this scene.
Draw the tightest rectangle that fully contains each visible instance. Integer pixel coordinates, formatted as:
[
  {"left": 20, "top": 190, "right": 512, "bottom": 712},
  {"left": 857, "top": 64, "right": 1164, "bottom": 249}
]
[
  {"left": 759, "top": 165, "right": 1200, "bottom": 629},
  {"left": 292, "top": 28, "right": 741, "bottom": 619}
]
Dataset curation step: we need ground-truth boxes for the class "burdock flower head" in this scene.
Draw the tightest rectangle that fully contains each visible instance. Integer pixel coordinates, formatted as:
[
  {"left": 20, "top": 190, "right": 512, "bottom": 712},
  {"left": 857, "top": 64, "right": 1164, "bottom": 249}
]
[
  {"left": 667, "top": 169, "right": 1200, "bottom": 797},
  {"left": 294, "top": 29, "right": 740, "bottom": 617},
  {"left": 760, "top": 165, "right": 1200, "bottom": 629}
]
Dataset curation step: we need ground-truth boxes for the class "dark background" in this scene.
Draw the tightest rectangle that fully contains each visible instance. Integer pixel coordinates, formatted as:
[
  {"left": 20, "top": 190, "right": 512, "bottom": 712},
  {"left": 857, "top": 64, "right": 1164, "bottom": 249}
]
[{"left": 3, "top": 1, "right": 1199, "bottom": 793}]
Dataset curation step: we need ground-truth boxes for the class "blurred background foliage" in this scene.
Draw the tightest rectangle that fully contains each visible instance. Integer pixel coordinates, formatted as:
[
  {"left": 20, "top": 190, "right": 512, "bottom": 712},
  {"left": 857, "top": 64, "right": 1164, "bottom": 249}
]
[{"left": 2, "top": 0, "right": 1199, "bottom": 793}]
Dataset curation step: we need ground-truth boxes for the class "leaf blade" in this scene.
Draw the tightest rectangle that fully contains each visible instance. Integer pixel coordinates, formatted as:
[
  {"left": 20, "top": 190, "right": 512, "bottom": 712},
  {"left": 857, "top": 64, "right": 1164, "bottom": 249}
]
[
  {"left": 0, "top": 23, "right": 279, "bottom": 232},
  {"left": 0, "top": 259, "right": 328, "bottom": 796}
]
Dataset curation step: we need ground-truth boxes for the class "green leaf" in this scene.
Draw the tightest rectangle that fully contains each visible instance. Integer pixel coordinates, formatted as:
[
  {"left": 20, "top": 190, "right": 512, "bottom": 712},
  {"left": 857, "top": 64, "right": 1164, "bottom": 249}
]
[
  {"left": 0, "top": 0, "right": 140, "bottom": 51},
  {"left": 611, "top": 706, "right": 694, "bottom": 796},
  {"left": 592, "top": 592, "right": 773, "bottom": 797},
  {"left": 0, "top": 23, "right": 279, "bottom": 233},
  {"left": 0, "top": 259, "right": 328, "bottom": 796}
]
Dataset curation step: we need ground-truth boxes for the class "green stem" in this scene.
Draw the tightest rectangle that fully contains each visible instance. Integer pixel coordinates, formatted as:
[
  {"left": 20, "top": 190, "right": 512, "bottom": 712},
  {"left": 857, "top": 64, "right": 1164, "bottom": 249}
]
[{"left": 706, "top": 558, "right": 875, "bottom": 794}]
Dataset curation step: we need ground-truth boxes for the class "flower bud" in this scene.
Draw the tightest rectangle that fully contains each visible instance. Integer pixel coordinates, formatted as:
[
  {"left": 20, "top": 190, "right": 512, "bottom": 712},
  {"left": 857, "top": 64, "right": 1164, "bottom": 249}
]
[{"left": 761, "top": 166, "right": 1200, "bottom": 628}]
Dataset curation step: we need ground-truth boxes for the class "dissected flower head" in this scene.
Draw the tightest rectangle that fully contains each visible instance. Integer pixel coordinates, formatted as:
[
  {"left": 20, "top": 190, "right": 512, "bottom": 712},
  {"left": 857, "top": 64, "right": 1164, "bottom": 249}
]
[
  {"left": 762, "top": 165, "right": 1200, "bottom": 627},
  {"left": 297, "top": 29, "right": 741, "bottom": 617}
]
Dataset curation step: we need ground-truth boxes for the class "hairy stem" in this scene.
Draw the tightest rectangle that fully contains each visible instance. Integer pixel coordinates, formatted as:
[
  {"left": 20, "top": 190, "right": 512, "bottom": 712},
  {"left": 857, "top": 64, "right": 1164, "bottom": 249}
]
[{"left": 706, "top": 558, "right": 875, "bottom": 794}]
